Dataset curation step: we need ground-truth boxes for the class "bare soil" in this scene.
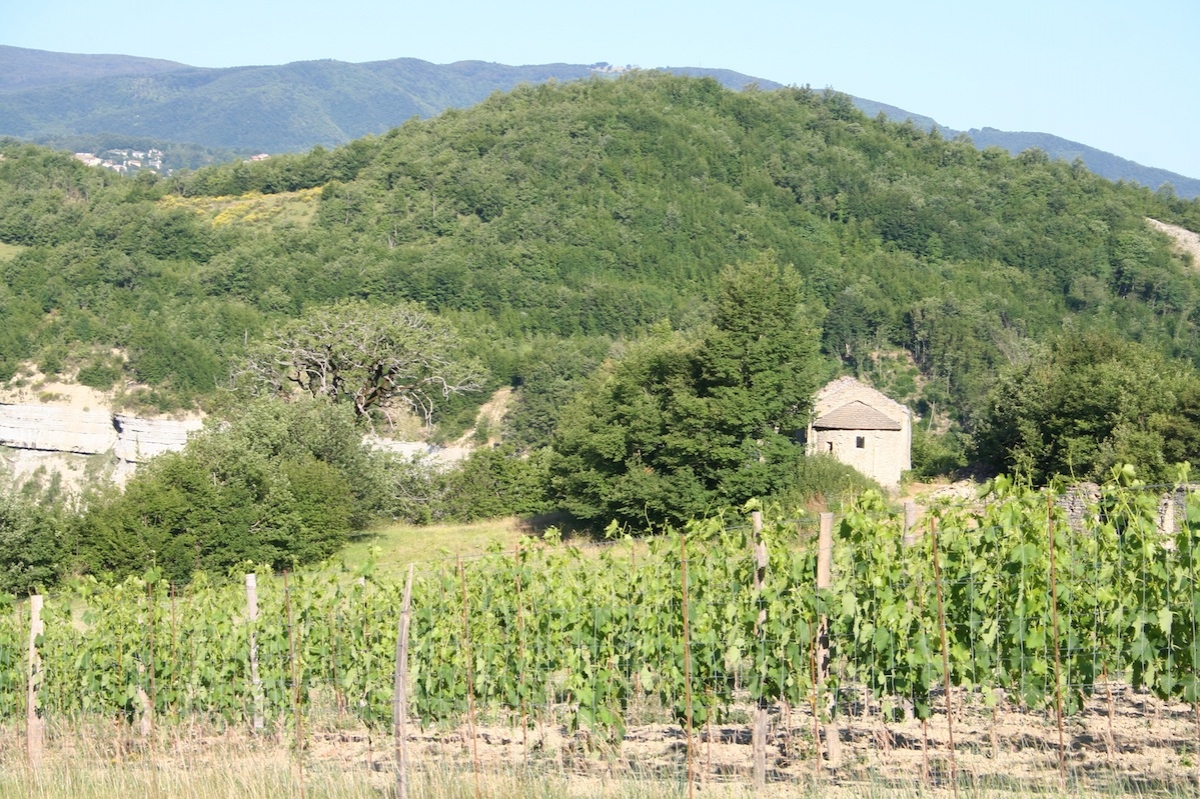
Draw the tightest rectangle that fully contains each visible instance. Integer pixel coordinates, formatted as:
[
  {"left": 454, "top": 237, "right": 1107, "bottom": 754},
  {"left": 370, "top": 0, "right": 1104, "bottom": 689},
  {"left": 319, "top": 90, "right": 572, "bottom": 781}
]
[
  {"left": 1147, "top": 218, "right": 1200, "bottom": 267},
  {"left": 290, "top": 686, "right": 1200, "bottom": 794},
  {"left": 9, "top": 687, "right": 1198, "bottom": 797}
]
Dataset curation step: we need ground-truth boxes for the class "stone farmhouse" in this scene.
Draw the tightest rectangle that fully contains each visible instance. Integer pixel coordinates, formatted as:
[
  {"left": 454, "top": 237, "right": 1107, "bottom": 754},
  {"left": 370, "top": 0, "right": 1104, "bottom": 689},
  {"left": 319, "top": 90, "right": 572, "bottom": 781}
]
[{"left": 805, "top": 377, "right": 912, "bottom": 491}]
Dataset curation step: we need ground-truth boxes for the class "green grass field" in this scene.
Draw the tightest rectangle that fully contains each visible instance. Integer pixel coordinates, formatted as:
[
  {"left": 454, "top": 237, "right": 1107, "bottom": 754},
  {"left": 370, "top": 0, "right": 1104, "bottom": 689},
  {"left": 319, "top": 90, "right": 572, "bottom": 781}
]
[{"left": 341, "top": 517, "right": 532, "bottom": 573}]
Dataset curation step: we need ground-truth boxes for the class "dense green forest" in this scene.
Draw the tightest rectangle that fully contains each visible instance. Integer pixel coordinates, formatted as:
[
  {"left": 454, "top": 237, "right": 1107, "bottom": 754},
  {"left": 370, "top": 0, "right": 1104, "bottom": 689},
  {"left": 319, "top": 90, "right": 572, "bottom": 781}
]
[{"left": 2, "top": 72, "right": 1200, "bottom": 586}]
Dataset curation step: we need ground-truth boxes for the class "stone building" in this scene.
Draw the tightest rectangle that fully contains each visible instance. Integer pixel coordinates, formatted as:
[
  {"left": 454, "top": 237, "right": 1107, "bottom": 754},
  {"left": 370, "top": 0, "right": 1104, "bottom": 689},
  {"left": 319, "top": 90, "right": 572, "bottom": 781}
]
[{"left": 805, "top": 377, "right": 912, "bottom": 491}]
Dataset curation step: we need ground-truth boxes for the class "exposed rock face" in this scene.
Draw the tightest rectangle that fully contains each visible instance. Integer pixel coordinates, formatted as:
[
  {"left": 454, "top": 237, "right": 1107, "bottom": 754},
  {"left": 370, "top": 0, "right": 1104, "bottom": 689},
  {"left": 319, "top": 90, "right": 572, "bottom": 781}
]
[
  {"left": 0, "top": 405, "right": 118, "bottom": 454},
  {"left": 0, "top": 404, "right": 204, "bottom": 481},
  {"left": 112, "top": 414, "right": 203, "bottom": 463},
  {"left": 363, "top": 435, "right": 470, "bottom": 469}
]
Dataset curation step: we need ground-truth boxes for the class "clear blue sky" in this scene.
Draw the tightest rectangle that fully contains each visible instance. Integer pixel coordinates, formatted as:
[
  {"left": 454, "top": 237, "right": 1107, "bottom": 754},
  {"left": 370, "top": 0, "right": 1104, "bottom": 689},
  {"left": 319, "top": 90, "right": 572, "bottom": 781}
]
[{"left": 6, "top": 0, "right": 1198, "bottom": 179}]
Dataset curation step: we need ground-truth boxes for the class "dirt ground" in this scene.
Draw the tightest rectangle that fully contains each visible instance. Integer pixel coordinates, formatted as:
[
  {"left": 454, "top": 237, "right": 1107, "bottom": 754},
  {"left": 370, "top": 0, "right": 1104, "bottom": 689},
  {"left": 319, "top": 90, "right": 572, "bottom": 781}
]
[
  {"left": 8, "top": 686, "right": 1198, "bottom": 797},
  {"left": 1148, "top": 218, "right": 1200, "bottom": 267},
  {"left": 284, "top": 685, "right": 1200, "bottom": 794}
]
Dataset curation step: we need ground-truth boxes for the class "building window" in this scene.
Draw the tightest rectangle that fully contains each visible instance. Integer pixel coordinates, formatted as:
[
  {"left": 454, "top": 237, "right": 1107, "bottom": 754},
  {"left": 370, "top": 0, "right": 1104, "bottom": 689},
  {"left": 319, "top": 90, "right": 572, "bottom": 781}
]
[
  {"left": 855, "top": 436, "right": 865, "bottom": 449},
  {"left": 827, "top": 441, "right": 834, "bottom": 453}
]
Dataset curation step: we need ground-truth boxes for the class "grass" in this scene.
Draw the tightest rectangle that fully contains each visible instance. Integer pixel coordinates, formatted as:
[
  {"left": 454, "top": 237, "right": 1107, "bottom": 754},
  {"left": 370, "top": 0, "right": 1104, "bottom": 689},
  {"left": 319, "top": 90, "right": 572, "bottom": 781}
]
[
  {"left": 4, "top": 715, "right": 1199, "bottom": 799},
  {"left": 5, "top": 746, "right": 1198, "bottom": 799},
  {"left": 0, "top": 240, "right": 27, "bottom": 261},
  {"left": 341, "top": 517, "right": 532, "bottom": 573}
]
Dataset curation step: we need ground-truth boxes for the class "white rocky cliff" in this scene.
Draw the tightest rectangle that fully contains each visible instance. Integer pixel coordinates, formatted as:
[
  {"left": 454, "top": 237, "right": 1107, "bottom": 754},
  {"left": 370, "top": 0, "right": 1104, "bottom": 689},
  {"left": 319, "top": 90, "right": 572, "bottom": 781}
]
[
  {"left": 0, "top": 364, "right": 209, "bottom": 491},
  {"left": 0, "top": 403, "right": 204, "bottom": 488}
]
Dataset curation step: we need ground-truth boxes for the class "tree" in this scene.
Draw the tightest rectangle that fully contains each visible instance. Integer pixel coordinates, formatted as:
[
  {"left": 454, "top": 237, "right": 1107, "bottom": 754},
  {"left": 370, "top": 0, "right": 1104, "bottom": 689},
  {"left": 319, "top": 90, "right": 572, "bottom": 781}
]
[
  {"left": 239, "top": 299, "right": 484, "bottom": 427},
  {"left": 77, "top": 399, "right": 385, "bottom": 582},
  {"left": 550, "top": 255, "right": 823, "bottom": 529},
  {"left": 974, "top": 332, "right": 1200, "bottom": 483},
  {"left": 0, "top": 496, "right": 66, "bottom": 595}
]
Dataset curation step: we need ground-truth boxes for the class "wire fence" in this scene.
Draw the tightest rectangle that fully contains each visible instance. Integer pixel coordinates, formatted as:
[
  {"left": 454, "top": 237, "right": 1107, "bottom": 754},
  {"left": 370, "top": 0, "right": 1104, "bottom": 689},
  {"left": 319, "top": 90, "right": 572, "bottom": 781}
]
[{"left": 4, "top": 479, "right": 1200, "bottom": 794}]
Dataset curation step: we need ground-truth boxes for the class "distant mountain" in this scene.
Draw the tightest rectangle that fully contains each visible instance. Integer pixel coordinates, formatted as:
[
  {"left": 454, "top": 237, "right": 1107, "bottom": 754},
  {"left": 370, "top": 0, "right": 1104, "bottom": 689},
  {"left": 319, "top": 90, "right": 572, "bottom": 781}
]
[
  {"left": 850, "top": 97, "right": 943, "bottom": 133},
  {"left": 0, "top": 45, "right": 186, "bottom": 93},
  {"left": 1, "top": 45, "right": 1195, "bottom": 197},
  {"left": 962, "top": 128, "right": 1200, "bottom": 200},
  {"left": 656, "top": 67, "right": 783, "bottom": 92},
  {"left": 0, "top": 52, "right": 765, "bottom": 152},
  {"left": 848, "top": 99, "right": 1200, "bottom": 200}
]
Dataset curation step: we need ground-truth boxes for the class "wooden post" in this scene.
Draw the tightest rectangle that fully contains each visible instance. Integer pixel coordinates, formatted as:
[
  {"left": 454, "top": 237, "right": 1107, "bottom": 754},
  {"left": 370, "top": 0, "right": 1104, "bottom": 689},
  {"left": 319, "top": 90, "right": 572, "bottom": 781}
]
[
  {"left": 681, "top": 535, "right": 694, "bottom": 799},
  {"left": 930, "top": 518, "right": 958, "bottom": 799},
  {"left": 751, "top": 510, "right": 768, "bottom": 791},
  {"left": 903, "top": 501, "right": 920, "bottom": 545},
  {"left": 458, "top": 559, "right": 481, "bottom": 799},
  {"left": 1047, "top": 495, "right": 1067, "bottom": 789},
  {"left": 817, "top": 513, "right": 841, "bottom": 768},
  {"left": 246, "top": 574, "right": 264, "bottom": 732},
  {"left": 26, "top": 595, "right": 44, "bottom": 769},
  {"left": 394, "top": 564, "right": 414, "bottom": 799},
  {"left": 283, "top": 572, "right": 307, "bottom": 799}
]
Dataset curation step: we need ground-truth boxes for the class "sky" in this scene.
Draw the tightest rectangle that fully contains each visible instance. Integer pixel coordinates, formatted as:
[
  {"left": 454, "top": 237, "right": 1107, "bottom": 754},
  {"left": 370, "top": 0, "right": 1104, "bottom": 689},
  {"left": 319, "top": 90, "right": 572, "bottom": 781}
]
[{"left": 5, "top": 0, "right": 1199, "bottom": 179}]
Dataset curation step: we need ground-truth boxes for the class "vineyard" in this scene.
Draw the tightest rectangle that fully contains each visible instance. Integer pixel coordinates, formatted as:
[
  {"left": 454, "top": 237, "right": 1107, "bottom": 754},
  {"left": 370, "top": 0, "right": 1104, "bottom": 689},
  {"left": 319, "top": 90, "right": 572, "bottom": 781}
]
[{"left": 4, "top": 473, "right": 1200, "bottom": 795}]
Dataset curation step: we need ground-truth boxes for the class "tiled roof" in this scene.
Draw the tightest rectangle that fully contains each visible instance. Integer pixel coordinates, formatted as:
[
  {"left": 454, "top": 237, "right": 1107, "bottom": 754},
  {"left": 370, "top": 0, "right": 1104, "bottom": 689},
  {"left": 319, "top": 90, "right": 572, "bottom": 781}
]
[{"left": 812, "top": 401, "right": 902, "bottom": 431}]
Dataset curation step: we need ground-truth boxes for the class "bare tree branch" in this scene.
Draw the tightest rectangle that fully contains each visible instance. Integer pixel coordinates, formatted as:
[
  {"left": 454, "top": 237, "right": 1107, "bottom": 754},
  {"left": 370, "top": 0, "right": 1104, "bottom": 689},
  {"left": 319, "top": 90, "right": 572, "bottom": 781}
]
[{"left": 234, "top": 300, "right": 484, "bottom": 427}]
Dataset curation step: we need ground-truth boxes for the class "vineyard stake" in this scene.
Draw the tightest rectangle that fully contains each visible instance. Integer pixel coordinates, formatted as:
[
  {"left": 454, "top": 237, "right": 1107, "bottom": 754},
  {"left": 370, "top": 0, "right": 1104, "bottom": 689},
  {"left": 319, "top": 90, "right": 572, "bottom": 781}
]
[
  {"left": 458, "top": 558, "right": 482, "bottom": 799},
  {"left": 514, "top": 545, "right": 528, "bottom": 759},
  {"left": 914, "top": 546, "right": 928, "bottom": 786},
  {"left": 1047, "top": 494, "right": 1067, "bottom": 789},
  {"left": 394, "top": 564, "right": 414, "bottom": 799},
  {"left": 140, "top": 580, "right": 156, "bottom": 739},
  {"left": 809, "top": 621, "right": 821, "bottom": 777},
  {"left": 751, "top": 509, "right": 768, "bottom": 791},
  {"left": 168, "top": 583, "right": 178, "bottom": 728},
  {"left": 1101, "top": 665, "right": 1115, "bottom": 758},
  {"left": 245, "top": 574, "right": 264, "bottom": 732},
  {"left": 26, "top": 594, "right": 44, "bottom": 770},
  {"left": 817, "top": 512, "right": 841, "bottom": 768},
  {"left": 284, "top": 572, "right": 307, "bottom": 799},
  {"left": 146, "top": 580, "right": 159, "bottom": 799},
  {"left": 705, "top": 689, "right": 713, "bottom": 792},
  {"left": 681, "top": 534, "right": 694, "bottom": 799},
  {"left": 930, "top": 517, "right": 958, "bottom": 799},
  {"left": 903, "top": 500, "right": 920, "bottom": 545}
]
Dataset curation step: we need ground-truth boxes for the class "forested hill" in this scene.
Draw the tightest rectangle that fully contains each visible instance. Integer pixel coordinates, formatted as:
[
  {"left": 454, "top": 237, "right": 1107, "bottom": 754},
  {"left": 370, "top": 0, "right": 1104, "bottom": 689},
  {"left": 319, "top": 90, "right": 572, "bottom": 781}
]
[
  {"left": 4, "top": 45, "right": 1197, "bottom": 198},
  {"left": 1, "top": 73, "right": 1199, "bottom": 434}
]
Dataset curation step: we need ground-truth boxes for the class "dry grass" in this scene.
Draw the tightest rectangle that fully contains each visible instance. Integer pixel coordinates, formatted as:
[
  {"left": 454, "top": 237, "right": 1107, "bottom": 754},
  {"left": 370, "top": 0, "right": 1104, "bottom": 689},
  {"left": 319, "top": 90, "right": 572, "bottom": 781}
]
[{"left": 3, "top": 717, "right": 1198, "bottom": 799}]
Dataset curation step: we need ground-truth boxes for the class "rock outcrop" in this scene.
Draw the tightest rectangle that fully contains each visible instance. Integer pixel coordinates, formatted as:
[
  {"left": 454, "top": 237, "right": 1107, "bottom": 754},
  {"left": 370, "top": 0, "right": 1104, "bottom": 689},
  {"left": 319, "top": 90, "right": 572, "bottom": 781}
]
[
  {"left": 0, "top": 405, "right": 117, "bottom": 455},
  {"left": 112, "top": 414, "right": 203, "bottom": 463},
  {"left": 0, "top": 404, "right": 204, "bottom": 486}
]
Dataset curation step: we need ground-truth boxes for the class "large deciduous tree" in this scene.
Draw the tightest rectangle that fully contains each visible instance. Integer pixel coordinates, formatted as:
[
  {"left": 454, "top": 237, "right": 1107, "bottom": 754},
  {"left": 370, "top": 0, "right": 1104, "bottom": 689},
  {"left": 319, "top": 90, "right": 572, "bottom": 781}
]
[
  {"left": 550, "top": 254, "right": 823, "bottom": 529},
  {"left": 239, "top": 300, "right": 483, "bottom": 426}
]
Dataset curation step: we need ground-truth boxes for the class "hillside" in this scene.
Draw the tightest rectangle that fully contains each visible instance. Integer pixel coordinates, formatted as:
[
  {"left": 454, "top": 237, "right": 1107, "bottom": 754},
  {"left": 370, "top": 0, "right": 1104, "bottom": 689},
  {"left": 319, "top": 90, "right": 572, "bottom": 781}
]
[
  {"left": 1, "top": 45, "right": 1196, "bottom": 198},
  {"left": 3, "top": 72, "right": 1200, "bottom": 588},
  {"left": 2, "top": 72, "right": 1199, "bottom": 437}
]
